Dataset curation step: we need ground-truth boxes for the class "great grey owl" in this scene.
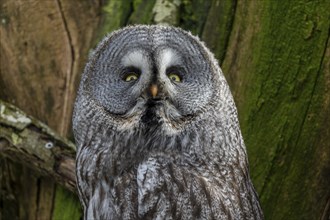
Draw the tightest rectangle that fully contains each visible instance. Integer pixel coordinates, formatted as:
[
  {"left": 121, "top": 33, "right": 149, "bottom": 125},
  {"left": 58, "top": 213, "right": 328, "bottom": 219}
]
[{"left": 73, "top": 25, "right": 263, "bottom": 219}]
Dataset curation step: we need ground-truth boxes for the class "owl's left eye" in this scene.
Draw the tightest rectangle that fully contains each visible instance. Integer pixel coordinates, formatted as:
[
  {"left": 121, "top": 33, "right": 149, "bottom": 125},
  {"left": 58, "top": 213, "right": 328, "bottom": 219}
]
[
  {"left": 166, "top": 66, "right": 184, "bottom": 83},
  {"left": 124, "top": 73, "right": 139, "bottom": 82}
]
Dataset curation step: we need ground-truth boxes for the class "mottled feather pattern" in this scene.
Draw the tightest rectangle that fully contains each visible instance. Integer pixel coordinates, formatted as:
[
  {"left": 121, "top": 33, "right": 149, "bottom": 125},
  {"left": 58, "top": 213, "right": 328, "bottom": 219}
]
[{"left": 73, "top": 25, "right": 263, "bottom": 219}]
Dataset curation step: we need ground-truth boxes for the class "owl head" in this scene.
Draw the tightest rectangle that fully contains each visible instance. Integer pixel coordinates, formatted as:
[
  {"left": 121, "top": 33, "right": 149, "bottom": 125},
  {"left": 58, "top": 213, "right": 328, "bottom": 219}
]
[{"left": 73, "top": 25, "right": 235, "bottom": 143}]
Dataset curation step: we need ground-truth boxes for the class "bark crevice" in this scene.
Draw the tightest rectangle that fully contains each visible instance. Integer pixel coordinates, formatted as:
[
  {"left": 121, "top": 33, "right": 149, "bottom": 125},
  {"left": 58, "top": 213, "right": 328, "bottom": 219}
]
[{"left": 55, "top": 0, "right": 75, "bottom": 136}]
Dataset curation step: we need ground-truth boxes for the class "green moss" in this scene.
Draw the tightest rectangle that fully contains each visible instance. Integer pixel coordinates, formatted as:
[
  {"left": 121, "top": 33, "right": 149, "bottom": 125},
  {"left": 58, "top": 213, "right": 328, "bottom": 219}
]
[
  {"left": 52, "top": 186, "right": 82, "bottom": 220},
  {"left": 152, "top": 0, "right": 181, "bottom": 25},
  {"left": 95, "top": 0, "right": 133, "bottom": 43},
  {"left": 201, "top": 0, "right": 236, "bottom": 63},
  {"left": 180, "top": 0, "right": 212, "bottom": 35},
  {"left": 128, "top": 0, "right": 156, "bottom": 24},
  {"left": 234, "top": 1, "right": 330, "bottom": 219},
  {"left": 11, "top": 133, "right": 21, "bottom": 145}
]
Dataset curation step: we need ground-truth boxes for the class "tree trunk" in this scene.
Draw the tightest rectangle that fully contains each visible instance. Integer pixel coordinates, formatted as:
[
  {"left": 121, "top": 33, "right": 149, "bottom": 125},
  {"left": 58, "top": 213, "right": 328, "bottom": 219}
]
[
  {"left": 0, "top": 0, "right": 329, "bottom": 219},
  {"left": 0, "top": 0, "right": 101, "bottom": 219}
]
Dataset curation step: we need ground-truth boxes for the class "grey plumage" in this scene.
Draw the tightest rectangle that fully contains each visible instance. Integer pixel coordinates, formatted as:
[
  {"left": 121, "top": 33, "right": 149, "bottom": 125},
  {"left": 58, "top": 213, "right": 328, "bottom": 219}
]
[{"left": 73, "top": 25, "right": 263, "bottom": 219}]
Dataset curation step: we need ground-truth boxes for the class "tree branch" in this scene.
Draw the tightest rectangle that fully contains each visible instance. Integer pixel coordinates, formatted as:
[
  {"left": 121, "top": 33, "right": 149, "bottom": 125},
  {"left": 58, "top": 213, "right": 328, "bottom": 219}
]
[{"left": 0, "top": 100, "right": 77, "bottom": 192}]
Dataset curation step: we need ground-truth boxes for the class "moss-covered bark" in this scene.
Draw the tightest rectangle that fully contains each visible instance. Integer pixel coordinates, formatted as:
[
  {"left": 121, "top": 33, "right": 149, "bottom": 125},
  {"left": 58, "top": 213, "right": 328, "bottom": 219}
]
[
  {"left": 222, "top": 1, "right": 330, "bottom": 219},
  {"left": 202, "top": 0, "right": 236, "bottom": 63},
  {"left": 0, "top": 100, "right": 77, "bottom": 190},
  {"left": 128, "top": 0, "right": 156, "bottom": 25},
  {"left": 96, "top": 0, "right": 133, "bottom": 43},
  {"left": 0, "top": 0, "right": 100, "bottom": 219}
]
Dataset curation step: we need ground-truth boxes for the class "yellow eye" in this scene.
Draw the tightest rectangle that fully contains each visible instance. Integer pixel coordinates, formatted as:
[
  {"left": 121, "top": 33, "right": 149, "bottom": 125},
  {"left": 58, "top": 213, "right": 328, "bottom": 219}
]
[
  {"left": 124, "top": 73, "right": 139, "bottom": 82},
  {"left": 168, "top": 73, "right": 181, "bottom": 82}
]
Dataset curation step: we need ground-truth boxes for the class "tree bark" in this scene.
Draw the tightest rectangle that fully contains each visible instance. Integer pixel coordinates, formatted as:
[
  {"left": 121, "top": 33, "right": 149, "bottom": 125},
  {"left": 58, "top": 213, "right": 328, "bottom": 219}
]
[
  {"left": 220, "top": 1, "right": 330, "bottom": 219},
  {"left": 0, "top": 100, "right": 76, "bottom": 192},
  {"left": 0, "top": 0, "right": 329, "bottom": 219},
  {"left": 1, "top": 0, "right": 101, "bottom": 219}
]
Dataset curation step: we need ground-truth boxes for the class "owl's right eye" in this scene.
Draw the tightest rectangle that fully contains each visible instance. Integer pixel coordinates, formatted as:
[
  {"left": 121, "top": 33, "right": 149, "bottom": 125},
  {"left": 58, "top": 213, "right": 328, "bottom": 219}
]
[
  {"left": 124, "top": 73, "right": 139, "bottom": 82},
  {"left": 168, "top": 73, "right": 181, "bottom": 82},
  {"left": 122, "top": 67, "right": 141, "bottom": 82}
]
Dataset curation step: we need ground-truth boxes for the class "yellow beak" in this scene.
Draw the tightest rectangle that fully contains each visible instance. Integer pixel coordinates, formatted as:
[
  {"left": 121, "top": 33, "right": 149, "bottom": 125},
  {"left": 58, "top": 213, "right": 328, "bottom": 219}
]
[{"left": 150, "top": 84, "right": 158, "bottom": 98}]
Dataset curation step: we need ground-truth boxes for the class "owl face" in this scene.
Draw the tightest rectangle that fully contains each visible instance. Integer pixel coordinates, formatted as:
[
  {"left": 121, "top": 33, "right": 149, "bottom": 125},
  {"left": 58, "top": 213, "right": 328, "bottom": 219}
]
[{"left": 86, "top": 26, "right": 215, "bottom": 129}]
